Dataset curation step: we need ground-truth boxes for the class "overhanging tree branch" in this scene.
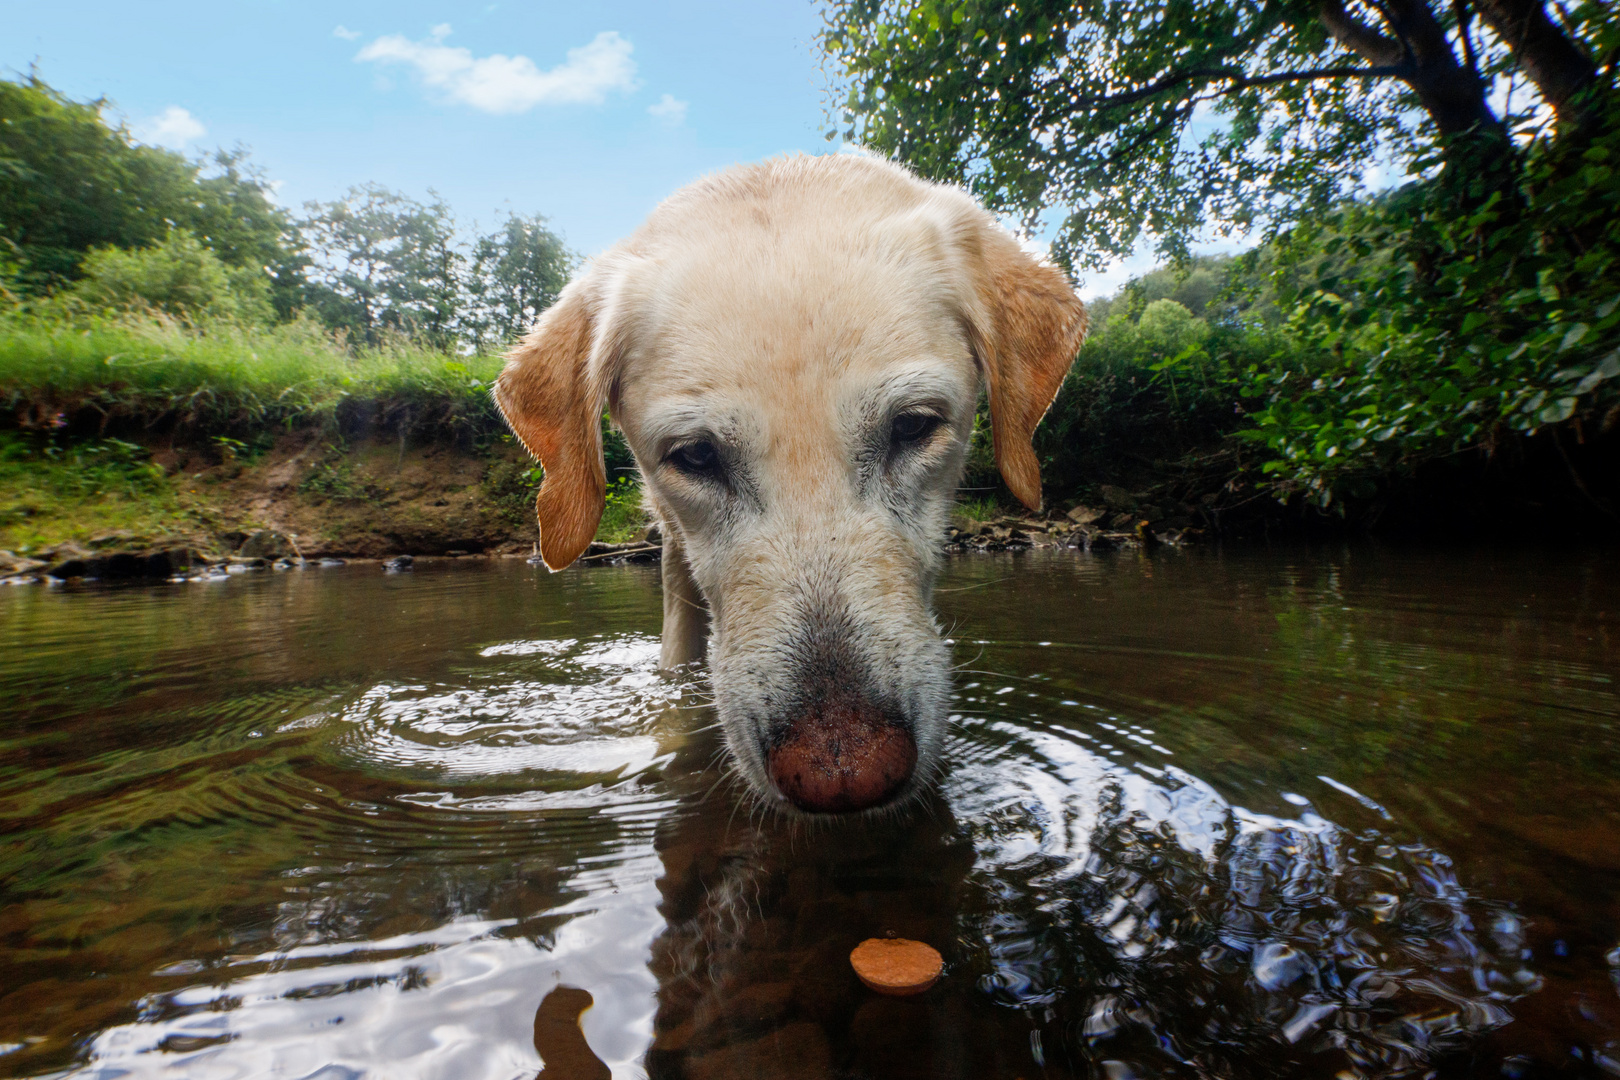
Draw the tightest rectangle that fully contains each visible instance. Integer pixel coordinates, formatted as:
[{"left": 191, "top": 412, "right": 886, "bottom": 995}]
[
  {"left": 1473, "top": 0, "right": 1600, "bottom": 126},
  {"left": 1318, "top": 0, "right": 1505, "bottom": 137},
  {"left": 1055, "top": 63, "right": 1406, "bottom": 118}
]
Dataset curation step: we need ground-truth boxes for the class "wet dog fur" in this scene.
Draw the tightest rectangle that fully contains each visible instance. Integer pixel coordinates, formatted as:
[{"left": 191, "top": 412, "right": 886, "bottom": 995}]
[{"left": 493, "top": 155, "right": 1086, "bottom": 816}]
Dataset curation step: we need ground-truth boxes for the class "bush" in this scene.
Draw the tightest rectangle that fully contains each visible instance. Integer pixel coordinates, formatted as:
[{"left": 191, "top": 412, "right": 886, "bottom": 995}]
[
  {"left": 71, "top": 233, "right": 272, "bottom": 324},
  {"left": 597, "top": 477, "right": 648, "bottom": 543},
  {"left": 1030, "top": 290, "right": 1303, "bottom": 501},
  {"left": 1234, "top": 105, "right": 1620, "bottom": 508}
]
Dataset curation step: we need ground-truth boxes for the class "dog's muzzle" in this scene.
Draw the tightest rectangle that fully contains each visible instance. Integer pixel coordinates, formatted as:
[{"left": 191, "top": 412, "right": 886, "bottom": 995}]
[{"left": 765, "top": 694, "right": 917, "bottom": 813}]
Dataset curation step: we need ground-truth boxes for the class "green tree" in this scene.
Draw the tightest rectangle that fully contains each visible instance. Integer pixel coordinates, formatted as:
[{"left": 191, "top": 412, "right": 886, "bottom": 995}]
[
  {"left": 0, "top": 74, "right": 296, "bottom": 296},
  {"left": 465, "top": 212, "right": 575, "bottom": 349},
  {"left": 820, "top": 0, "right": 1612, "bottom": 267},
  {"left": 1138, "top": 298, "right": 1211, "bottom": 354},
  {"left": 300, "top": 185, "right": 464, "bottom": 348},
  {"left": 188, "top": 150, "right": 308, "bottom": 319},
  {"left": 1089, "top": 254, "right": 1241, "bottom": 325}
]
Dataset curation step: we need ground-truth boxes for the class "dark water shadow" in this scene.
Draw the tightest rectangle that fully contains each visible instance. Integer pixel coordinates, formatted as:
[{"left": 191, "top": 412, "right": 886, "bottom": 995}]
[{"left": 534, "top": 986, "right": 610, "bottom": 1080}]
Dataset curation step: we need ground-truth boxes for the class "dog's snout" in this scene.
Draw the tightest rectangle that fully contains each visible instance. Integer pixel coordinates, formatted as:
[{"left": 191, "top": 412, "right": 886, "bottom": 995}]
[{"left": 766, "top": 697, "right": 917, "bottom": 813}]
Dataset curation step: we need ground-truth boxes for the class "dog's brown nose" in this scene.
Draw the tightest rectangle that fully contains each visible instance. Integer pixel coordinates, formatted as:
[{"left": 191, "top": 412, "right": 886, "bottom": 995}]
[{"left": 766, "top": 701, "right": 917, "bottom": 813}]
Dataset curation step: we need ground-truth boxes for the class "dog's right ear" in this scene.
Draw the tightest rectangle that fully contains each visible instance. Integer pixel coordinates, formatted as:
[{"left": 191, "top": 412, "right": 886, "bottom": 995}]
[{"left": 492, "top": 280, "right": 609, "bottom": 572}]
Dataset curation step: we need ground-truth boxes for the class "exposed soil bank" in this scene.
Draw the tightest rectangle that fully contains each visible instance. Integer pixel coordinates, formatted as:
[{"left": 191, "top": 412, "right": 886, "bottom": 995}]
[
  {"left": 0, "top": 425, "right": 1201, "bottom": 582},
  {"left": 5, "top": 412, "right": 1616, "bottom": 584},
  {"left": 0, "top": 429, "right": 546, "bottom": 573}
]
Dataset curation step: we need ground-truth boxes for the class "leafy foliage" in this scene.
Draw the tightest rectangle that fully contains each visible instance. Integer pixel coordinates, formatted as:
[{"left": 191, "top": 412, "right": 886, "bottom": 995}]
[
  {"left": 820, "top": 0, "right": 1609, "bottom": 267},
  {"left": 300, "top": 184, "right": 465, "bottom": 348},
  {"left": 1088, "top": 255, "right": 1240, "bottom": 325},
  {"left": 0, "top": 75, "right": 294, "bottom": 296},
  {"left": 299, "top": 192, "right": 579, "bottom": 351},
  {"left": 1032, "top": 304, "right": 1287, "bottom": 501},
  {"left": 1, "top": 73, "right": 579, "bottom": 355},
  {"left": 70, "top": 232, "right": 272, "bottom": 323},
  {"left": 823, "top": 0, "right": 1619, "bottom": 523},
  {"left": 597, "top": 477, "right": 649, "bottom": 543},
  {"left": 464, "top": 212, "right": 577, "bottom": 350},
  {"left": 1231, "top": 110, "right": 1620, "bottom": 506}
]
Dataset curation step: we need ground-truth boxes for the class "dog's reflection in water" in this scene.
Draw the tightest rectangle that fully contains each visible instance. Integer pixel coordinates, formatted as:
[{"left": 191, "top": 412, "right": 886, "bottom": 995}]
[
  {"left": 637, "top": 783, "right": 1539, "bottom": 1074},
  {"left": 639, "top": 791, "right": 1021, "bottom": 1080},
  {"left": 526, "top": 793, "right": 992, "bottom": 1080}
]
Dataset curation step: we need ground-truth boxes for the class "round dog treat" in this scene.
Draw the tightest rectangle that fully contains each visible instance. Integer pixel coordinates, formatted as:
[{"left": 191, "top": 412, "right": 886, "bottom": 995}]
[{"left": 850, "top": 937, "right": 943, "bottom": 996}]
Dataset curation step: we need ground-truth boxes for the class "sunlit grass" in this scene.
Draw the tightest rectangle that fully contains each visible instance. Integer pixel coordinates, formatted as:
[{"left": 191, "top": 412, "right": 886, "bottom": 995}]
[
  {"left": 953, "top": 495, "right": 1005, "bottom": 523},
  {"left": 0, "top": 309, "right": 508, "bottom": 432}
]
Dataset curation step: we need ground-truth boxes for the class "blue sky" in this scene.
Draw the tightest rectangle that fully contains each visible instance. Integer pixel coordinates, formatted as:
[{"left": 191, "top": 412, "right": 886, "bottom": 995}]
[{"left": 5, "top": 1, "right": 1170, "bottom": 297}]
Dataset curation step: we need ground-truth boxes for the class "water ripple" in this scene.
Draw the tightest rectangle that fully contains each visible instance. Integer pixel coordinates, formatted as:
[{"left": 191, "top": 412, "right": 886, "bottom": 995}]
[{"left": 942, "top": 682, "right": 1540, "bottom": 1078}]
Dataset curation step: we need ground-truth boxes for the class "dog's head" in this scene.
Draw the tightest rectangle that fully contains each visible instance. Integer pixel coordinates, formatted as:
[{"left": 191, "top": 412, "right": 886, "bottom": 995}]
[{"left": 495, "top": 156, "right": 1085, "bottom": 815}]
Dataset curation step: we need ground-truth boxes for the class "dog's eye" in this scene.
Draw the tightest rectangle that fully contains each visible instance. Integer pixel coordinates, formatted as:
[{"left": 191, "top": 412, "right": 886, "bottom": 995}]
[
  {"left": 667, "top": 440, "right": 720, "bottom": 477},
  {"left": 890, "top": 412, "right": 941, "bottom": 445}
]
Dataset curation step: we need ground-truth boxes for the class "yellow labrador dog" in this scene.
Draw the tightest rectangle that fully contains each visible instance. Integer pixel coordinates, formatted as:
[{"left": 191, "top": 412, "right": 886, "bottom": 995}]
[{"left": 494, "top": 155, "right": 1086, "bottom": 816}]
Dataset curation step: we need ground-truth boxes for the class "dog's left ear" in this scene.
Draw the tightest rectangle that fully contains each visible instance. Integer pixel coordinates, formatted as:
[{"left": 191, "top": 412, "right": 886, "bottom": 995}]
[
  {"left": 492, "top": 271, "right": 619, "bottom": 571},
  {"left": 959, "top": 221, "right": 1088, "bottom": 511}
]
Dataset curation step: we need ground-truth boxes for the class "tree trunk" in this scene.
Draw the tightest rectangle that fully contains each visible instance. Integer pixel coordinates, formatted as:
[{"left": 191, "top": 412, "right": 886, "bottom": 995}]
[
  {"left": 1472, "top": 0, "right": 1600, "bottom": 127},
  {"left": 1317, "top": 0, "right": 1506, "bottom": 139}
]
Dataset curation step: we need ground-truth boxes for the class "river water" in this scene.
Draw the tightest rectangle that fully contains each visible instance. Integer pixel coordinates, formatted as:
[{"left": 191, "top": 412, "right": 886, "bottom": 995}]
[{"left": 1, "top": 548, "right": 1617, "bottom": 1079}]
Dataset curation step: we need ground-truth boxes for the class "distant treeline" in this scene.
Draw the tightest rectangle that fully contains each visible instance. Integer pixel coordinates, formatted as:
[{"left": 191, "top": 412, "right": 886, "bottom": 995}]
[{"left": 0, "top": 74, "right": 573, "bottom": 351}]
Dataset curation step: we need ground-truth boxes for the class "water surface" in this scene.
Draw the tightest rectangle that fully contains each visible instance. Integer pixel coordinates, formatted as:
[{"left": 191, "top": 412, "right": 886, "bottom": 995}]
[{"left": 1, "top": 548, "right": 1617, "bottom": 1078}]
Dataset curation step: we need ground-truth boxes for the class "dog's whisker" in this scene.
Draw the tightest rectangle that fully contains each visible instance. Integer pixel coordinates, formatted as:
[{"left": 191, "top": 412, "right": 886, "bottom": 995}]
[
  {"left": 725, "top": 778, "right": 755, "bottom": 836},
  {"left": 951, "top": 643, "right": 988, "bottom": 673},
  {"left": 698, "top": 766, "right": 736, "bottom": 807},
  {"left": 935, "top": 575, "right": 1014, "bottom": 593}
]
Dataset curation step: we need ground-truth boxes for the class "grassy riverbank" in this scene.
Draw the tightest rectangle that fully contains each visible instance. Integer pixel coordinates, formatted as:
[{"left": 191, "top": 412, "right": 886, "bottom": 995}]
[
  {"left": 0, "top": 312, "right": 652, "bottom": 558},
  {"left": 0, "top": 312, "right": 505, "bottom": 436},
  {"left": 6, "top": 301, "right": 1620, "bottom": 563}
]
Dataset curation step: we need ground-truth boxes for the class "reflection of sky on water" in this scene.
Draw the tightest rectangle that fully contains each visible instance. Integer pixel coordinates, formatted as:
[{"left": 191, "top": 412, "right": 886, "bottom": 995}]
[
  {"left": 341, "top": 635, "right": 672, "bottom": 778},
  {"left": 50, "top": 619, "right": 1547, "bottom": 1078},
  {"left": 71, "top": 876, "right": 662, "bottom": 1079},
  {"left": 63, "top": 632, "right": 679, "bottom": 1080}
]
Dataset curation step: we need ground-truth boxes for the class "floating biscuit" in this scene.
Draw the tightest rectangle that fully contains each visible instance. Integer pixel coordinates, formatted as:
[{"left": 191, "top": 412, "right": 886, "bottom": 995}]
[{"left": 850, "top": 937, "right": 943, "bottom": 996}]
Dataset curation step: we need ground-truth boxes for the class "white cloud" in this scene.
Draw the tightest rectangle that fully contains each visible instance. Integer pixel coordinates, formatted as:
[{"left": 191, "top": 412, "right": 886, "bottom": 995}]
[
  {"left": 333, "top": 25, "right": 361, "bottom": 41},
  {"left": 133, "top": 106, "right": 206, "bottom": 150},
  {"left": 355, "top": 26, "right": 637, "bottom": 114},
  {"left": 646, "top": 93, "right": 687, "bottom": 126}
]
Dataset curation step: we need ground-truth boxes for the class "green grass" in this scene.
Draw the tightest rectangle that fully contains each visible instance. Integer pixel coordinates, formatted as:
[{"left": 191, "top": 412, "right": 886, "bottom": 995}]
[
  {"left": 0, "top": 309, "right": 508, "bottom": 436},
  {"left": 597, "top": 477, "right": 648, "bottom": 543},
  {"left": 0, "top": 309, "right": 654, "bottom": 552},
  {"left": 0, "top": 433, "right": 217, "bottom": 552},
  {"left": 953, "top": 495, "right": 1004, "bottom": 523}
]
